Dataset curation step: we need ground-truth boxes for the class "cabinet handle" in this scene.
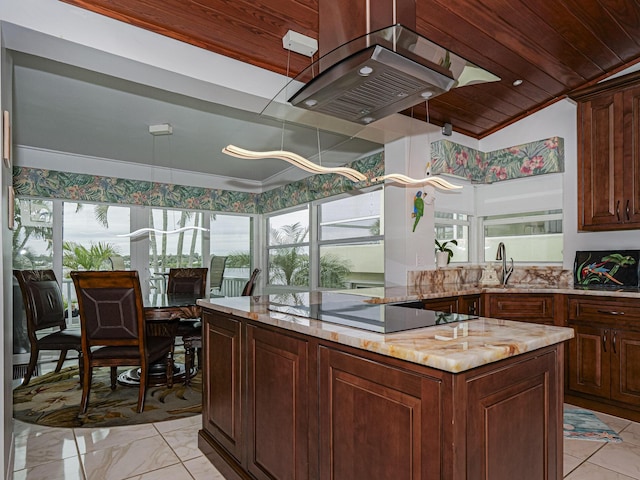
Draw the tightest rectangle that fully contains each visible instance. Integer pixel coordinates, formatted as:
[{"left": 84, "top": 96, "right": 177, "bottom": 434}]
[
  {"left": 597, "top": 309, "right": 625, "bottom": 315},
  {"left": 626, "top": 199, "right": 630, "bottom": 221},
  {"left": 613, "top": 330, "right": 617, "bottom": 354},
  {"left": 616, "top": 200, "right": 620, "bottom": 221},
  {"left": 603, "top": 330, "right": 608, "bottom": 353},
  {"left": 469, "top": 304, "right": 476, "bottom": 315}
]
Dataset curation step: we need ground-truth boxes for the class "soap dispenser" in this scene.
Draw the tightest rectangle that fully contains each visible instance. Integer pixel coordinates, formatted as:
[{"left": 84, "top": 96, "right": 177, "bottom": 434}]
[{"left": 479, "top": 263, "right": 500, "bottom": 286}]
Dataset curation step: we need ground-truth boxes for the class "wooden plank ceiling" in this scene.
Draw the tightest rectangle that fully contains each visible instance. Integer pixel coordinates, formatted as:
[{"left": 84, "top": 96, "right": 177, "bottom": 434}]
[{"left": 61, "top": 0, "right": 640, "bottom": 139}]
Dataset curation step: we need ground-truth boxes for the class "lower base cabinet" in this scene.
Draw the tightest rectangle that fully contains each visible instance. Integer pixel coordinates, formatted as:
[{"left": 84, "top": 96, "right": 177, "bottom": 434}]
[
  {"left": 199, "top": 310, "right": 565, "bottom": 480},
  {"left": 566, "top": 296, "right": 640, "bottom": 421}
]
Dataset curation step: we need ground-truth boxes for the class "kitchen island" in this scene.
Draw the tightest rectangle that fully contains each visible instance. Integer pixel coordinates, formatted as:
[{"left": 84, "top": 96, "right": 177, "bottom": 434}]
[{"left": 197, "top": 291, "right": 574, "bottom": 480}]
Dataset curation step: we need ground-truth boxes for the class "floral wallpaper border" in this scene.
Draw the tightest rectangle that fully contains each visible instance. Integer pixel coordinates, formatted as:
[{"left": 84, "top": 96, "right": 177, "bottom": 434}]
[
  {"left": 430, "top": 137, "right": 564, "bottom": 183},
  {"left": 12, "top": 151, "right": 384, "bottom": 214}
]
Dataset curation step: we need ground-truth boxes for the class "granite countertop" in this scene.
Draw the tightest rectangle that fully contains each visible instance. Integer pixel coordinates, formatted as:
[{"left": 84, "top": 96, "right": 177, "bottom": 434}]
[
  {"left": 197, "top": 293, "right": 574, "bottom": 374},
  {"left": 354, "top": 284, "right": 640, "bottom": 303}
]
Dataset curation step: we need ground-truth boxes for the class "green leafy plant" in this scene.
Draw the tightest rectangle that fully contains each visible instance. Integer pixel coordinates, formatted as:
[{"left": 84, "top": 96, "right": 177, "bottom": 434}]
[{"left": 435, "top": 239, "right": 458, "bottom": 264}]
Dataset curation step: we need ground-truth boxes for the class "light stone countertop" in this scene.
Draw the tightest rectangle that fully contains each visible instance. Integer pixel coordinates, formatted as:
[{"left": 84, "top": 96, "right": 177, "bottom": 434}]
[{"left": 198, "top": 292, "right": 575, "bottom": 374}]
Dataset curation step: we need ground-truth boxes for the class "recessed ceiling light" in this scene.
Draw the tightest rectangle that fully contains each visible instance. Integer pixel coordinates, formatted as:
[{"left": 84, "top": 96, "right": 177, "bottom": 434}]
[
  {"left": 358, "top": 66, "right": 374, "bottom": 76},
  {"left": 304, "top": 99, "right": 318, "bottom": 107},
  {"left": 421, "top": 91, "right": 434, "bottom": 99},
  {"left": 512, "top": 79, "right": 523, "bottom": 86},
  {"left": 361, "top": 116, "right": 375, "bottom": 124}
]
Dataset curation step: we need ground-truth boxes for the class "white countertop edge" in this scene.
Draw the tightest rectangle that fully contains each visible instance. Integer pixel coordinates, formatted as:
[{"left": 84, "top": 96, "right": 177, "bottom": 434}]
[{"left": 198, "top": 297, "right": 575, "bottom": 374}]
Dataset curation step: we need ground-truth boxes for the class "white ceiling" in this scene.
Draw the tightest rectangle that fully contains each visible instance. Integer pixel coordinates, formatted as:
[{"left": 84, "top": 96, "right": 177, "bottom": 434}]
[{"left": 9, "top": 42, "right": 383, "bottom": 190}]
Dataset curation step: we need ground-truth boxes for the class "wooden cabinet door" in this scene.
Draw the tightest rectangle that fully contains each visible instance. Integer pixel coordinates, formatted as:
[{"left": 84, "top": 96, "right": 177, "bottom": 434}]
[
  {"left": 202, "top": 311, "right": 243, "bottom": 461},
  {"left": 577, "top": 90, "right": 625, "bottom": 230},
  {"left": 624, "top": 84, "right": 640, "bottom": 225},
  {"left": 246, "top": 325, "right": 310, "bottom": 480},
  {"left": 459, "top": 294, "right": 481, "bottom": 316},
  {"left": 465, "top": 348, "right": 562, "bottom": 480},
  {"left": 318, "top": 346, "right": 443, "bottom": 480},
  {"left": 610, "top": 329, "right": 640, "bottom": 404},
  {"left": 422, "top": 296, "right": 458, "bottom": 313},
  {"left": 567, "top": 324, "right": 611, "bottom": 398}
]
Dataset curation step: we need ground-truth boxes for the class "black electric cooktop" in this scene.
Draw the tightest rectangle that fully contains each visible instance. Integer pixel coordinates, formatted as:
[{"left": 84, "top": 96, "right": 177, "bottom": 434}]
[{"left": 267, "top": 292, "right": 477, "bottom": 334}]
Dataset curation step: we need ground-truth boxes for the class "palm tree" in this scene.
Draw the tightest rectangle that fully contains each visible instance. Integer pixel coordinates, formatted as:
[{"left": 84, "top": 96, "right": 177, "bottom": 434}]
[
  {"left": 62, "top": 241, "right": 120, "bottom": 273},
  {"left": 268, "top": 223, "right": 352, "bottom": 288}
]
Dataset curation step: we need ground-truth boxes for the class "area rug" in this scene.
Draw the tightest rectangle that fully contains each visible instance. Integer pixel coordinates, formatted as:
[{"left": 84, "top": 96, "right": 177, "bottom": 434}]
[
  {"left": 13, "top": 362, "right": 201, "bottom": 429},
  {"left": 563, "top": 408, "right": 622, "bottom": 443}
]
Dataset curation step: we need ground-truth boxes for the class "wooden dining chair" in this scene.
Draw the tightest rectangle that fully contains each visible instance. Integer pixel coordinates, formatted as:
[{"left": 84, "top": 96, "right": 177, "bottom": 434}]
[
  {"left": 71, "top": 270, "right": 175, "bottom": 413},
  {"left": 166, "top": 268, "right": 208, "bottom": 382},
  {"left": 13, "top": 269, "right": 83, "bottom": 386},
  {"left": 183, "top": 268, "right": 261, "bottom": 385},
  {"left": 209, "top": 256, "right": 228, "bottom": 294}
]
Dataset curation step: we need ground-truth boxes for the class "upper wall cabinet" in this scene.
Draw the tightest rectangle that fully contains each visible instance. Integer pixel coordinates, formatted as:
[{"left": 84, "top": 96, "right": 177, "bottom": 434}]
[{"left": 572, "top": 72, "right": 640, "bottom": 231}]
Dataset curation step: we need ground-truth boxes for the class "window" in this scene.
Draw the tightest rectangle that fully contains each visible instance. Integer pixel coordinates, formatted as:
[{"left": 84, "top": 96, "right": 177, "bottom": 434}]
[
  {"left": 149, "top": 208, "right": 205, "bottom": 291},
  {"left": 318, "top": 189, "right": 384, "bottom": 288},
  {"left": 62, "top": 202, "right": 131, "bottom": 322},
  {"left": 435, "top": 212, "right": 469, "bottom": 263},
  {"left": 267, "top": 207, "right": 310, "bottom": 288},
  {"left": 210, "top": 214, "right": 253, "bottom": 296},
  {"left": 13, "top": 198, "right": 53, "bottom": 270},
  {"left": 482, "top": 210, "right": 563, "bottom": 263}
]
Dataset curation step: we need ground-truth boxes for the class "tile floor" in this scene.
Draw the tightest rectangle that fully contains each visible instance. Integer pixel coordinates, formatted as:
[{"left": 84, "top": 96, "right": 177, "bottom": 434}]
[
  {"left": 12, "top": 357, "right": 640, "bottom": 479},
  {"left": 12, "top": 407, "right": 640, "bottom": 479}
]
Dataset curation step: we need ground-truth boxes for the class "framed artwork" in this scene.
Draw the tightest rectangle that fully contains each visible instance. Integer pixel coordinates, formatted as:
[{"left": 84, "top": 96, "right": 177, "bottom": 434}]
[
  {"left": 3, "top": 110, "right": 10, "bottom": 168},
  {"left": 574, "top": 250, "right": 640, "bottom": 287}
]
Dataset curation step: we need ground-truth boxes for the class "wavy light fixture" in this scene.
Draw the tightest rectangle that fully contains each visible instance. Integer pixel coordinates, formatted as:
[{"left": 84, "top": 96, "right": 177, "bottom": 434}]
[
  {"left": 222, "top": 145, "right": 367, "bottom": 183},
  {"left": 371, "top": 173, "right": 462, "bottom": 190},
  {"left": 117, "top": 226, "right": 209, "bottom": 239}
]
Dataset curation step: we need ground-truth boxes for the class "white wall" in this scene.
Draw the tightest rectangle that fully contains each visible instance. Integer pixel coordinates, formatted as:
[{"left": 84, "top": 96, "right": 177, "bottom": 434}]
[{"left": 478, "top": 98, "right": 639, "bottom": 269}]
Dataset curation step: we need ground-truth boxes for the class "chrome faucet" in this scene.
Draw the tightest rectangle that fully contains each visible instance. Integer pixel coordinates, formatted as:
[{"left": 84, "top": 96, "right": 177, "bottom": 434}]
[{"left": 495, "top": 242, "right": 514, "bottom": 286}]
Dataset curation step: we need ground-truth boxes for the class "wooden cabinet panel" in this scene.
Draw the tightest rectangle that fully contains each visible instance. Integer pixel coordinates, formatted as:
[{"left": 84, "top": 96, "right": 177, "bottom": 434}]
[
  {"left": 318, "top": 346, "right": 443, "bottom": 480},
  {"left": 246, "top": 325, "right": 310, "bottom": 480},
  {"left": 611, "top": 330, "right": 640, "bottom": 404},
  {"left": 202, "top": 311, "right": 243, "bottom": 461},
  {"left": 466, "top": 349, "right": 562, "bottom": 480},
  {"left": 486, "top": 293, "right": 556, "bottom": 325},
  {"left": 567, "top": 324, "right": 610, "bottom": 398},
  {"left": 574, "top": 76, "right": 640, "bottom": 230}
]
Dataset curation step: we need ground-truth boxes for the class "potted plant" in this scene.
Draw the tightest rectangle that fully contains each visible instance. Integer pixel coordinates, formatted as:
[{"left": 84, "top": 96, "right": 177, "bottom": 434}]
[{"left": 435, "top": 239, "right": 458, "bottom": 268}]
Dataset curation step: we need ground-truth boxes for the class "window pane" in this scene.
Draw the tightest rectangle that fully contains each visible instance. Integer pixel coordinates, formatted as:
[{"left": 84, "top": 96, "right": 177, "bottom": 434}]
[
  {"left": 320, "top": 190, "right": 383, "bottom": 240},
  {"left": 320, "top": 241, "right": 384, "bottom": 288},
  {"left": 268, "top": 208, "right": 309, "bottom": 245},
  {"left": 268, "top": 246, "right": 310, "bottom": 287},
  {"left": 483, "top": 211, "right": 563, "bottom": 262},
  {"left": 13, "top": 198, "right": 53, "bottom": 269},
  {"left": 62, "top": 202, "right": 130, "bottom": 273},
  {"left": 149, "top": 208, "right": 205, "bottom": 291},
  {"left": 62, "top": 202, "right": 131, "bottom": 323},
  {"left": 210, "top": 214, "right": 252, "bottom": 296},
  {"left": 435, "top": 212, "right": 469, "bottom": 263}
]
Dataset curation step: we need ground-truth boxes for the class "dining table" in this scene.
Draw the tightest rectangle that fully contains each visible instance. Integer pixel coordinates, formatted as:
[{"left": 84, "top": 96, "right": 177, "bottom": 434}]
[{"left": 116, "top": 292, "right": 205, "bottom": 387}]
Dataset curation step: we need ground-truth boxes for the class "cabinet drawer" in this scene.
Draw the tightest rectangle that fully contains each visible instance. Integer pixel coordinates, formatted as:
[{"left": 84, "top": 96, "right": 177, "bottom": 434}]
[
  {"left": 568, "top": 296, "right": 640, "bottom": 324},
  {"left": 422, "top": 296, "right": 458, "bottom": 313},
  {"left": 487, "top": 294, "right": 555, "bottom": 323}
]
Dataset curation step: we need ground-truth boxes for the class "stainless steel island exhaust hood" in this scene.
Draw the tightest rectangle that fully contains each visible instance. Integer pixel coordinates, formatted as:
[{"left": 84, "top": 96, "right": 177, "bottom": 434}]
[
  {"left": 287, "top": 24, "right": 500, "bottom": 126},
  {"left": 282, "top": 0, "right": 500, "bottom": 126}
]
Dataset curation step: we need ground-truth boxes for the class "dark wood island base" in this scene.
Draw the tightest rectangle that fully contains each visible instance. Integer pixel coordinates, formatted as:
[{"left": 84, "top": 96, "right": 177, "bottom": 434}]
[{"left": 197, "top": 308, "right": 566, "bottom": 480}]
